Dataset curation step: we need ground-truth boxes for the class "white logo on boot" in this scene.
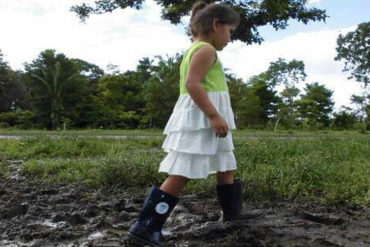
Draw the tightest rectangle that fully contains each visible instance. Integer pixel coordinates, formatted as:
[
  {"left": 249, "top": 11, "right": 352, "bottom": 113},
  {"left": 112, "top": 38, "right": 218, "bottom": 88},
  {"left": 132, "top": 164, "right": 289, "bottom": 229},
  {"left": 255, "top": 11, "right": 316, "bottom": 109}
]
[{"left": 155, "top": 202, "right": 169, "bottom": 214}]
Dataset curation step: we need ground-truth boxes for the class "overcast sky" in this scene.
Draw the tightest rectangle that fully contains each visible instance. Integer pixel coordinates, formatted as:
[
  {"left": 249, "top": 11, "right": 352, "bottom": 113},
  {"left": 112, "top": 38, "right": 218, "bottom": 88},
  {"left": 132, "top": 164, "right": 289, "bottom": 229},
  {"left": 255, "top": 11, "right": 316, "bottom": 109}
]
[{"left": 0, "top": 0, "right": 369, "bottom": 110}]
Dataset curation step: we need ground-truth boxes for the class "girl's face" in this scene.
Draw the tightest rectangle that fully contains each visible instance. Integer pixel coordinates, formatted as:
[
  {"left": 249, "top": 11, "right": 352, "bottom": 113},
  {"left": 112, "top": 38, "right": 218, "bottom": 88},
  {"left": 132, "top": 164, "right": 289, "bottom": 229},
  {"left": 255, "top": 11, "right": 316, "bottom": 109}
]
[{"left": 211, "top": 20, "right": 236, "bottom": 51}]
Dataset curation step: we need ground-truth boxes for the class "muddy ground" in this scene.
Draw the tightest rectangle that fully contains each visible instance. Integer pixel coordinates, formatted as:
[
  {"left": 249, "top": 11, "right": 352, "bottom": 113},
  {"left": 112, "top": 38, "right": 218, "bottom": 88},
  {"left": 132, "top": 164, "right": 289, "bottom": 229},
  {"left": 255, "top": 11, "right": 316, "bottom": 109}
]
[{"left": 0, "top": 160, "right": 369, "bottom": 247}]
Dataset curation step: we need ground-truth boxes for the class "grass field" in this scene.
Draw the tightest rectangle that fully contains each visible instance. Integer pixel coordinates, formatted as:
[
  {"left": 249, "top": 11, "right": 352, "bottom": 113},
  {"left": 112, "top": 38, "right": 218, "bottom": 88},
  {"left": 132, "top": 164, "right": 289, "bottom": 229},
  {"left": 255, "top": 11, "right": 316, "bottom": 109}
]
[{"left": 0, "top": 129, "right": 369, "bottom": 205}]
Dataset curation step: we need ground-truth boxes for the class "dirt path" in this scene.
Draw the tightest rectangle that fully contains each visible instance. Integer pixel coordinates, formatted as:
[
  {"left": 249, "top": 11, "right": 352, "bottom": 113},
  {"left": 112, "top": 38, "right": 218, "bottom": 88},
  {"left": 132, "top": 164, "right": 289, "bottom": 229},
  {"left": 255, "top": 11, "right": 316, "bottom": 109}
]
[{"left": 0, "top": 160, "right": 369, "bottom": 247}]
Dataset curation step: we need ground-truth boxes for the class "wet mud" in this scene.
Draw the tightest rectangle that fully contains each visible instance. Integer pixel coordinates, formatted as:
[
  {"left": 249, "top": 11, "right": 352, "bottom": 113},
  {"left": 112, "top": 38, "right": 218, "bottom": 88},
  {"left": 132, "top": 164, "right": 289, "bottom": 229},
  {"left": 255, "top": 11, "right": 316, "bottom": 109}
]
[{"left": 1, "top": 160, "right": 369, "bottom": 247}]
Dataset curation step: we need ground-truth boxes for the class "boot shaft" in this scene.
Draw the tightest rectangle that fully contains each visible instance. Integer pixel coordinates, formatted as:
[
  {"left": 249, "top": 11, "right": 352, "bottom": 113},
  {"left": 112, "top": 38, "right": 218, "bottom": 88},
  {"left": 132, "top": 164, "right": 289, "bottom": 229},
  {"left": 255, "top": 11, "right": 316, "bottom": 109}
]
[
  {"left": 216, "top": 179, "right": 243, "bottom": 215},
  {"left": 137, "top": 187, "right": 179, "bottom": 230},
  {"left": 128, "top": 187, "right": 179, "bottom": 246}
]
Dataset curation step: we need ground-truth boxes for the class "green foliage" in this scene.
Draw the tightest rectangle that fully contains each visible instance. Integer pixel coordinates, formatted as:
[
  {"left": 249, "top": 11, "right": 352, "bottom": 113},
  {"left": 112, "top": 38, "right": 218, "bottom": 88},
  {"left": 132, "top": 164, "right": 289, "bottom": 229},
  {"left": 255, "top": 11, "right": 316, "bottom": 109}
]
[
  {"left": 142, "top": 55, "right": 181, "bottom": 129},
  {"left": 335, "top": 22, "right": 370, "bottom": 87},
  {"left": 332, "top": 108, "right": 358, "bottom": 130},
  {"left": 0, "top": 110, "right": 37, "bottom": 129},
  {"left": 261, "top": 58, "right": 307, "bottom": 88},
  {"left": 335, "top": 22, "right": 370, "bottom": 129},
  {"left": 0, "top": 50, "right": 30, "bottom": 112},
  {"left": 229, "top": 77, "right": 263, "bottom": 127},
  {"left": 70, "top": 0, "right": 327, "bottom": 44},
  {"left": 256, "top": 58, "right": 306, "bottom": 129},
  {"left": 249, "top": 76, "right": 279, "bottom": 124},
  {"left": 96, "top": 74, "right": 142, "bottom": 128},
  {"left": 296, "top": 82, "right": 334, "bottom": 128},
  {"left": 25, "top": 50, "right": 95, "bottom": 129},
  {"left": 0, "top": 47, "right": 365, "bottom": 131}
]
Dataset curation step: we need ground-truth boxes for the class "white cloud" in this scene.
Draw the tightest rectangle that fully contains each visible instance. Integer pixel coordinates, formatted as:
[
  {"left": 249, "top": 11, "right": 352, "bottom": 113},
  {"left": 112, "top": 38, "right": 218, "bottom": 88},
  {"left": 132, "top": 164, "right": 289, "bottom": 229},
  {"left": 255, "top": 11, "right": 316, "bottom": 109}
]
[
  {"left": 0, "top": 0, "right": 189, "bottom": 71},
  {"left": 0, "top": 0, "right": 363, "bottom": 110},
  {"left": 220, "top": 27, "right": 363, "bottom": 110},
  {"left": 308, "top": 0, "right": 323, "bottom": 5}
]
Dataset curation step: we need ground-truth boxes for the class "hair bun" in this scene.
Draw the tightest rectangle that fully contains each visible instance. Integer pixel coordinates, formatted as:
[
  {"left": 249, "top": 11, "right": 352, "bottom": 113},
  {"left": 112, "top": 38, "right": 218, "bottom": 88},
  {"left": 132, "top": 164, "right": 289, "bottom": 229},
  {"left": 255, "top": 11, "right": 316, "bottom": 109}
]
[{"left": 191, "top": 1, "right": 208, "bottom": 18}]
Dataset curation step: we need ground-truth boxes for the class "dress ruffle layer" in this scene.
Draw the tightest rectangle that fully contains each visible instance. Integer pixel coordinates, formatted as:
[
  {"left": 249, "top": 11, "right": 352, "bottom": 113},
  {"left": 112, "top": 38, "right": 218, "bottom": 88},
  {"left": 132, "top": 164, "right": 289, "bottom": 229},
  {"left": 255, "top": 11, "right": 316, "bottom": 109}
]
[
  {"left": 159, "top": 150, "right": 236, "bottom": 179},
  {"left": 162, "top": 128, "right": 234, "bottom": 155},
  {"left": 163, "top": 91, "right": 236, "bottom": 134}
]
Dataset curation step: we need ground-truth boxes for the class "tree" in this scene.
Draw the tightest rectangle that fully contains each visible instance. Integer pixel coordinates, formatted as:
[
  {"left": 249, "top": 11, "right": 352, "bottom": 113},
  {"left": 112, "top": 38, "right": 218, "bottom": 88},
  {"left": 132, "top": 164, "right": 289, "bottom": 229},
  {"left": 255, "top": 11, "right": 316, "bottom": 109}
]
[
  {"left": 96, "top": 75, "right": 136, "bottom": 128},
  {"left": 0, "top": 50, "right": 30, "bottom": 113},
  {"left": 296, "top": 82, "right": 334, "bottom": 128},
  {"left": 248, "top": 76, "right": 279, "bottom": 125},
  {"left": 227, "top": 73, "right": 263, "bottom": 127},
  {"left": 259, "top": 58, "right": 307, "bottom": 129},
  {"left": 25, "top": 50, "right": 96, "bottom": 129},
  {"left": 349, "top": 94, "right": 369, "bottom": 127},
  {"left": 335, "top": 22, "right": 370, "bottom": 126},
  {"left": 71, "top": 0, "right": 327, "bottom": 44},
  {"left": 332, "top": 106, "right": 358, "bottom": 130},
  {"left": 335, "top": 22, "right": 370, "bottom": 88},
  {"left": 142, "top": 54, "right": 181, "bottom": 128}
]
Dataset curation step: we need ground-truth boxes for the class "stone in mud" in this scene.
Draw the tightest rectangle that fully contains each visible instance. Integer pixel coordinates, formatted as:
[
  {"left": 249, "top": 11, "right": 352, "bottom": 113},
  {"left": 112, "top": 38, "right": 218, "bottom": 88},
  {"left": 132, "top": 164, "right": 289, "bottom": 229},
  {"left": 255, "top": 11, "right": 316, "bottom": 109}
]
[
  {"left": 123, "top": 203, "right": 138, "bottom": 213},
  {"left": 98, "top": 201, "right": 115, "bottom": 211},
  {"left": 2, "top": 202, "right": 28, "bottom": 219},
  {"left": 69, "top": 212, "right": 88, "bottom": 225},
  {"left": 52, "top": 213, "right": 69, "bottom": 223},
  {"left": 83, "top": 204, "right": 100, "bottom": 217},
  {"left": 40, "top": 188, "right": 59, "bottom": 195},
  {"left": 96, "top": 219, "right": 113, "bottom": 229},
  {"left": 186, "top": 202, "right": 210, "bottom": 215},
  {"left": 52, "top": 212, "right": 88, "bottom": 225},
  {"left": 20, "top": 224, "right": 55, "bottom": 242},
  {"left": 119, "top": 211, "right": 138, "bottom": 221},
  {"left": 53, "top": 197, "right": 71, "bottom": 204},
  {"left": 298, "top": 211, "right": 346, "bottom": 225},
  {"left": 311, "top": 237, "right": 344, "bottom": 246},
  {"left": 89, "top": 237, "right": 124, "bottom": 247},
  {"left": 114, "top": 199, "right": 127, "bottom": 212}
]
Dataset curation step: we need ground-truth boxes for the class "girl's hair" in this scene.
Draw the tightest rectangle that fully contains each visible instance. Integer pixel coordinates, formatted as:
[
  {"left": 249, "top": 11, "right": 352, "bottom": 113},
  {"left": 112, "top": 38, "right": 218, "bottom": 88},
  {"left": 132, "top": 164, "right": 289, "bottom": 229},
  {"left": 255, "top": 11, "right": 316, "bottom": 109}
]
[{"left": 189, "top": 1, "right": 240, "bottom": 38}]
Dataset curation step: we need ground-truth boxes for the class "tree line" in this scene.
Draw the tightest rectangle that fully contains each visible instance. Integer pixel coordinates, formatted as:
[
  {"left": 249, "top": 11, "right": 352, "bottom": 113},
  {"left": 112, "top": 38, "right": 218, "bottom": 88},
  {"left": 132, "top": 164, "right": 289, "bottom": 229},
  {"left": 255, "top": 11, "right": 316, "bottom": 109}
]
[{"left": 0, "top": 39, "right": 368, "bottom": 131}]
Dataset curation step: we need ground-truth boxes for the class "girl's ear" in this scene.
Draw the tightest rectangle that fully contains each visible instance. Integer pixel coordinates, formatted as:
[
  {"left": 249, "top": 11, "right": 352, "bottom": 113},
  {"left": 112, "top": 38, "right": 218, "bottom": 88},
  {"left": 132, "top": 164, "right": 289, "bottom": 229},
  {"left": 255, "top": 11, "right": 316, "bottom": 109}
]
[{"left": 212, "top": 18, "right": 221, "bottom": 32}]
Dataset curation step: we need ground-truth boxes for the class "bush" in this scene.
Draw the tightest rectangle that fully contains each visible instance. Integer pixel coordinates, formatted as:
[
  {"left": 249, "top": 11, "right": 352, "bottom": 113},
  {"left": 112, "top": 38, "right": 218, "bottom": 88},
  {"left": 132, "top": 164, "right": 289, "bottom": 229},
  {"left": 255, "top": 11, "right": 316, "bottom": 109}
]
[
  {"left": 0, "top": 122, "right": 10, "bottom": 128},
  {"left": 0, "top": 110, "right": 37, "bottom": 129}
]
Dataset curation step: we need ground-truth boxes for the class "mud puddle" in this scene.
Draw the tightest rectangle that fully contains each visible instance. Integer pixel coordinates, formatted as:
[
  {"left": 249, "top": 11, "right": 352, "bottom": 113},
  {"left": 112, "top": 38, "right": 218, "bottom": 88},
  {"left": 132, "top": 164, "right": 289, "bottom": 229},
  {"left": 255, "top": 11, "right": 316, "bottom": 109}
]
[{"left": 0, "top": 160, "right": 369, "bottom": 247}]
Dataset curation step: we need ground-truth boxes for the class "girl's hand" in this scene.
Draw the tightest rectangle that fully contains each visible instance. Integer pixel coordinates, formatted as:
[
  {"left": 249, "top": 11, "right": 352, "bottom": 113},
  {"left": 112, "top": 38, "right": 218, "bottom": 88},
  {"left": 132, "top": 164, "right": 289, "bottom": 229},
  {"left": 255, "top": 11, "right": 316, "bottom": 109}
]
[{"left": 209, "top": 114, "right": 228, "bottom": 138}]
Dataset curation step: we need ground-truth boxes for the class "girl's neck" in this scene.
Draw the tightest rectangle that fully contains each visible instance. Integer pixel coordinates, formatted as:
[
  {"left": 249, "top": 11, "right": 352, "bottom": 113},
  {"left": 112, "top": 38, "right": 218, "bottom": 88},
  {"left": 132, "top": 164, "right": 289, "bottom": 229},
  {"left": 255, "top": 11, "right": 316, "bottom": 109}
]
[{"left": 194, "top": 36, "right": 214, "bottom": 46}]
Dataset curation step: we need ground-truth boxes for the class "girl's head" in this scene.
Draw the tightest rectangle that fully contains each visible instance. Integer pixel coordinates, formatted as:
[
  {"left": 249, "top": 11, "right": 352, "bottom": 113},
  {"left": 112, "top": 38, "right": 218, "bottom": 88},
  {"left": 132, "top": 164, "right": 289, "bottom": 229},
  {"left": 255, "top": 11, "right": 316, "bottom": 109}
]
[{"left": 189, "top": 1, "right": 240, "bottom": 50}]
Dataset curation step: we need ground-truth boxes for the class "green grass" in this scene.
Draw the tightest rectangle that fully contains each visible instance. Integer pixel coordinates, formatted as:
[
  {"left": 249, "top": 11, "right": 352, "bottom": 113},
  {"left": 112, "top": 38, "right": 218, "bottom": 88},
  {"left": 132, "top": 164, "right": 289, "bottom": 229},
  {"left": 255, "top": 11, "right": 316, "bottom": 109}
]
[
  {"left": 0, "top": 128, "right": 367, "bottom": 138},
  {"left": 0, "top": 136, "right": 162, "bottom": 160},
  {"left": 0, "top": 131, "right": 369, "bottom": 206},
  {"left": 0, "top": 128, "right": 164, "bottom": 136}
]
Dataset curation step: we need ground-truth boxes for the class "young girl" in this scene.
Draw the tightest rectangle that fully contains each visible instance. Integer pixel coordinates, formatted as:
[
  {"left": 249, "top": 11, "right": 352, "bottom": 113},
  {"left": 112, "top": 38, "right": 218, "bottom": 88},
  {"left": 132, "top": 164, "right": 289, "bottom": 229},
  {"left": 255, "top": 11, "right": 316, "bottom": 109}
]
[{"left": 124, "top": 2, "right": 262, "bottom": 246}]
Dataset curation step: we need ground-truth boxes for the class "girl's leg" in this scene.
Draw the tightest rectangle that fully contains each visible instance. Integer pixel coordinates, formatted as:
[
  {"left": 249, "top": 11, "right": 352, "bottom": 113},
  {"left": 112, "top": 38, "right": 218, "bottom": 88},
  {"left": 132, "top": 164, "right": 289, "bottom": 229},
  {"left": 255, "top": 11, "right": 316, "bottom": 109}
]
[
  {"left": 216, "top": 170, "right": 234, "bottom": 185},
  {"left": 160, "top": 175, "right": 190, "bottom": 197}
]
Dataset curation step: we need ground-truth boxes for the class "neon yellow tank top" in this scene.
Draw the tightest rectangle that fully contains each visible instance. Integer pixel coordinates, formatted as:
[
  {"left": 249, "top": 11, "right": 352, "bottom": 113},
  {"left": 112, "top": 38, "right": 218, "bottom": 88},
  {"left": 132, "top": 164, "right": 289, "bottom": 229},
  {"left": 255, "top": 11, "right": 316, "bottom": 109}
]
[{"left": 179, "top": 41, "right": 228, "bottom": 95}]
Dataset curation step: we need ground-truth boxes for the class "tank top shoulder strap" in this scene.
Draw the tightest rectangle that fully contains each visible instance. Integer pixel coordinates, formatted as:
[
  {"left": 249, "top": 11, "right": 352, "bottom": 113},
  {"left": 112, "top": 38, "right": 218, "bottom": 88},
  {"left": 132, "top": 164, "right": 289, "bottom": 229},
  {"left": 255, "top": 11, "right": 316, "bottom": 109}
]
[{"left": 185, "top": 41, "right": 217, "bottom": 65}]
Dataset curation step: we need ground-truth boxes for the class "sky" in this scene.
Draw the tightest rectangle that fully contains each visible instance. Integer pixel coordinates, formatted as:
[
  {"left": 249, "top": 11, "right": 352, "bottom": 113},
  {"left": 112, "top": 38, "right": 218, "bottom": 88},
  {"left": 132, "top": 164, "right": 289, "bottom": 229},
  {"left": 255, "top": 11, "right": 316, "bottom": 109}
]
[{"left": 0, "top": 0, "right": 369, "bottom": 111}]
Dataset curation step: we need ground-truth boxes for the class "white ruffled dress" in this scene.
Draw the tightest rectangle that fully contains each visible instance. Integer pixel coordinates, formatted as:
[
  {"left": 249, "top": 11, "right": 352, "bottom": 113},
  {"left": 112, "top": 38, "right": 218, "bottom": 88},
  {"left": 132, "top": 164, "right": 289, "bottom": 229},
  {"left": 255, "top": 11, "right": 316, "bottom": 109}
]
[{"left": 159, "top": 91, "right": 237, "bottom": 179}]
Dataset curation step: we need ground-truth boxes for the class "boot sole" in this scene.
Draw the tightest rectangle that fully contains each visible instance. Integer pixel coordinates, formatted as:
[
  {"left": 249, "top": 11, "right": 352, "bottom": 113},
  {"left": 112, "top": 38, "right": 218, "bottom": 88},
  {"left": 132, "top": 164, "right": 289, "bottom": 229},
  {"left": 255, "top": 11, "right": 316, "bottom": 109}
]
[
  {"left": 224, "top": 212, "right": 265, "bottom": 222},
  {"left": 122, "top": 232, "right": 159, "bottom": 247}
]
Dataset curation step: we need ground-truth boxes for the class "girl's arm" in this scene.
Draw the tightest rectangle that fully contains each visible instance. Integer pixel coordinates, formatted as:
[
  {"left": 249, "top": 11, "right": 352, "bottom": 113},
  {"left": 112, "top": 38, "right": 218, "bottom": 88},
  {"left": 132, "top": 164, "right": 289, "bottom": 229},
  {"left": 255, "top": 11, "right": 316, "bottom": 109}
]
[{"left": 186, "top": 45, "right": 228, "bottom": 137}]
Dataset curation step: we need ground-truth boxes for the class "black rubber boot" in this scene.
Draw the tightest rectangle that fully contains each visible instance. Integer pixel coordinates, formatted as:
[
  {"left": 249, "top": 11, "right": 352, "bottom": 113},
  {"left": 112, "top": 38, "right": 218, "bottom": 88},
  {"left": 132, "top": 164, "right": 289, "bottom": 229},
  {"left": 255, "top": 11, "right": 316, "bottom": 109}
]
[
  {"left": 123, "top": 187, "right": 179, "bottom": 247},
  {"left": 216, "top": 179, "right": 263, "bottom": 222}
]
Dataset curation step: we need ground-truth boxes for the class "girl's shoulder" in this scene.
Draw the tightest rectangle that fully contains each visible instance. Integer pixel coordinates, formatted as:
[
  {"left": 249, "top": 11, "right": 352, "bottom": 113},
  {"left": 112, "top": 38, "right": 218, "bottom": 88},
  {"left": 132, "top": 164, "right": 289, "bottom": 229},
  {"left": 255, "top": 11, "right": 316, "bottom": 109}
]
[{"left": 185, "top": 41, "right": 216, "bottom": 62}]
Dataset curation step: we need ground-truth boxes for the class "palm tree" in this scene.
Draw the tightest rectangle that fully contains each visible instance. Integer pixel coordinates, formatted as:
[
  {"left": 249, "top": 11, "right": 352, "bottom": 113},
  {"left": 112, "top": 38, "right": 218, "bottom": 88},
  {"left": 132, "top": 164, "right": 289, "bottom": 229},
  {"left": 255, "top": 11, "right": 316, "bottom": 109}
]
[{"left": 31, "top": 61, "right": 79, "bottom": 129}]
